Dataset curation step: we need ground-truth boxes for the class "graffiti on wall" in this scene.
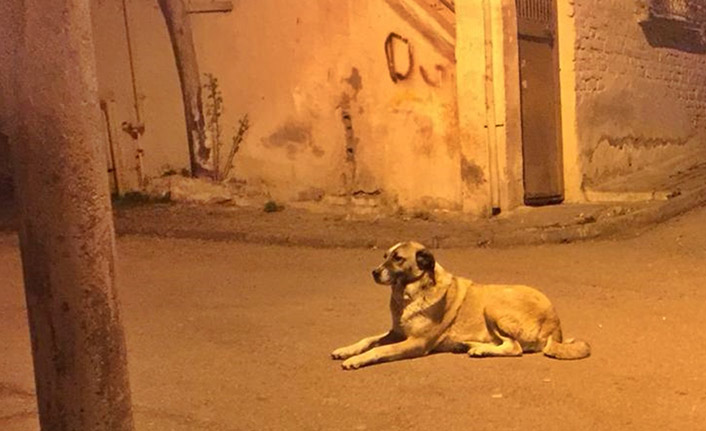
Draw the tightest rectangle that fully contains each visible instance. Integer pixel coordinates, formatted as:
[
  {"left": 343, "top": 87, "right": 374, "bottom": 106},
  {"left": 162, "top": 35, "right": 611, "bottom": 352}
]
[{"left": 384, "top": 32, "right": 447, "bottom": 87}]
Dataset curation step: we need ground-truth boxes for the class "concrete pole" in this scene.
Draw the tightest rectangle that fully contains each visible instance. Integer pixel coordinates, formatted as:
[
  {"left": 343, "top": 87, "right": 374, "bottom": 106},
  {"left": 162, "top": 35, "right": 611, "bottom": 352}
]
[
  {"left": 157, "top": 0, "right": 215, "bottom": 178},
  {"left": 9, "top": 0, "right": 135, "bottom": 430}
]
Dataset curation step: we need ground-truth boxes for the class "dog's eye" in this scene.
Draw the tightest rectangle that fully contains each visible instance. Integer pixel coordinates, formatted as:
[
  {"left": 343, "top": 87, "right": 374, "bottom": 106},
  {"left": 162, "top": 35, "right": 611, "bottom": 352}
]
[{"left": 392, "top": 254, "right": 405, "bottom": 263}]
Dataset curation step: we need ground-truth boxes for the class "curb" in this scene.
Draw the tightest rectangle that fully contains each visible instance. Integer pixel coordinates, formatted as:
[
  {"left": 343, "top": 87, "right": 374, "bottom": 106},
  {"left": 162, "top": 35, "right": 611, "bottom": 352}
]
[
  {"left": 490, "top": 186, "right": 706, "bottom": 248},
  {"left": 112, "top": 186, "right": 706, "bottom": 249},
  {"left": 4, "top": 186, "right": 706, "bottom": 249}
]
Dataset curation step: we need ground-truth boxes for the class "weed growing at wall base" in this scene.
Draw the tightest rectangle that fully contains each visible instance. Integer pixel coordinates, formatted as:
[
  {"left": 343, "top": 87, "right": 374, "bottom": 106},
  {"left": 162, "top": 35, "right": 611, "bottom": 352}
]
[{"left": 203, "top": 73, "right": 251, "bottom": 181}]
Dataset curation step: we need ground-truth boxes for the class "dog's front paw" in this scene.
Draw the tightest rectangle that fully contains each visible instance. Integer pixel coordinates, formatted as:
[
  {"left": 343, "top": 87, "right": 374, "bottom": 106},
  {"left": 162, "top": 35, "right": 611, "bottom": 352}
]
[
  {"left": 466, "top": 342, "right": 488, "bottom": 358},
  {"left": 341, "top": 356, "right": 366, "bottom": 370},
  {"left": 331, "top": 346, "right": 357, "bottom": 360},
  {"left": 467, "top": 347, "right": 486, "bottom": 357}
]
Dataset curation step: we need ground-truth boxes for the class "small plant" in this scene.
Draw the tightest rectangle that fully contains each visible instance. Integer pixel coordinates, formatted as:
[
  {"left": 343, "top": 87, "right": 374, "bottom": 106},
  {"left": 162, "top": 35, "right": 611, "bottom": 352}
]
[
  {"left": 203, "top": 73, "right": 250, "bottom": 181},
  {"left": 222, "top": 115, "right": 249, "bottom": 180},
  {"left": 263, "top": 200, "right": 283, "bottom": 213}
]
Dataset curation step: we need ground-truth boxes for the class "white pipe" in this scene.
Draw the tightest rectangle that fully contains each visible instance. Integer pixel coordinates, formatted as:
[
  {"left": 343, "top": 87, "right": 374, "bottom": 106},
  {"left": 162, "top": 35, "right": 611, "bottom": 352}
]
[{"left": 482, "top": 0, "right": 502, "bottom": 215}]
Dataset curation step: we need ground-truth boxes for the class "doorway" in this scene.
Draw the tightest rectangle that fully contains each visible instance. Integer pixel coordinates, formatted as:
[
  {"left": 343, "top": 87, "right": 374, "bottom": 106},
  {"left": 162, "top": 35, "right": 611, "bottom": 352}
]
[{"left": 516, "top": 0, "right": 564, "bottom": 205}]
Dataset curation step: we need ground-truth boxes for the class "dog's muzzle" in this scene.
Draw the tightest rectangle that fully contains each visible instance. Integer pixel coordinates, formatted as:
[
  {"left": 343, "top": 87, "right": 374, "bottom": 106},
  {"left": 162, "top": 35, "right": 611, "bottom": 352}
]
[{"left": 372, "top": 267, "right": 388, "bottom": 284}]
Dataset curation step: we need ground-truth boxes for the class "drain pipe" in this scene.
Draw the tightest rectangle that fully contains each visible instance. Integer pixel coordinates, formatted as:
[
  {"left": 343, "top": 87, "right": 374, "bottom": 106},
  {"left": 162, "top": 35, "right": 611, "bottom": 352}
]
[
  {"left": 482, "top": 0, "right": 502, "bottom": 216},
  {"left": 121, "top": 0, "right": 145, "bottom": 188}
]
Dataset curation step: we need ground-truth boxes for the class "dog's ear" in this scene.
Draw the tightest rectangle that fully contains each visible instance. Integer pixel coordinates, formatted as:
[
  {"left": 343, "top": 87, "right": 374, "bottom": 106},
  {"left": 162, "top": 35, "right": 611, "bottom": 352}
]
[{"left": 415, "top": 249, "right": 435, "bottom": 273}]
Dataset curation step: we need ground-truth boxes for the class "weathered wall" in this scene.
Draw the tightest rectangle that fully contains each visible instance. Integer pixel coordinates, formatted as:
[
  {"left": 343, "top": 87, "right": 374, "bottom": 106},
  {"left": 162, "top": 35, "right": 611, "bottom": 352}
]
[
  {"left": 86, "top": 0, "right": 476, "bottom": 212},
  {"left": 190, "top": 0, "right": 468, "bottom": 211},
  {"left": 90, "top": 0, "right": 191, "bottom": 190},
  {"left": 90, "top": 0, "right": 140, "bottom": 192},
  {"left": 0, "top": 1, "right": 15, "bottom": 134},
  {"left": 0, "top": 132, "right": 11, "bottom": 199},
  {"left": 573, "top": 0, "right": 706, "bottom": 189},
  {"left": 0, "top": 1, "right": 19, "bottom": 197},
  {"left": 495, "top": 0, "right": 525, "bottom": 211},
  {"left": 4, "top": 0, "right": 489, "bottom": 214},
  {"left": 456, "top": 0, "right": 493, "bottom": 215}
]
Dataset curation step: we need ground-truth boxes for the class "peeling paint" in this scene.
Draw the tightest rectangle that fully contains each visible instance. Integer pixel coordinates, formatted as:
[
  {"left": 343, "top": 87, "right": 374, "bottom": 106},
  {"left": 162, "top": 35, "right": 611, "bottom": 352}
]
[
  {"left": 415, "top": 116, "right": 434, "bottom": 157},
  {"left": 582, "top": 131, "right": 703, "bottom": 188},
  {"left": 341, "top": 110, "right": 357, "bottom": 162},
  {"left": 415, "top": 195, "right": 461, "bottom": 211},
  {"left": 461, "top": 157, "right": 485, "bottom": 187},
  {"left": 262, "top": 120, "right": 324, "bottom": 158},
  {"left": 598, "top": 134, "right": 689, "bottom": 150},
  {"left": 267, "top": 121, "right": 310, "bottom": 145},
  {"left": 344, "top": 67, "right": 363, "bottom": 99},
  {"left": 297, "top": 187, "right": 325, "bottom": 202}
]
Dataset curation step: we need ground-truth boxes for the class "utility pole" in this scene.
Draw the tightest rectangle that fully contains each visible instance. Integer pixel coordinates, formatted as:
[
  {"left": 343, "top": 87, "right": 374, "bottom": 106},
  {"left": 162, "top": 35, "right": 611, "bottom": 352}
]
[
  {"left": 9, "top": 0, "right": 134, "bottom": 430},
  {"left": 157, "top": 0, "right": 215, "bottom": 178}
]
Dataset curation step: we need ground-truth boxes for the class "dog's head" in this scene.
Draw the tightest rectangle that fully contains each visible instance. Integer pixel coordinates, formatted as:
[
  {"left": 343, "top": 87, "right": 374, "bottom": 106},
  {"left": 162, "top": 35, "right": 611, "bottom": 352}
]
[{"left": 372, "top": 241, "right": 436, "bottom": 286}]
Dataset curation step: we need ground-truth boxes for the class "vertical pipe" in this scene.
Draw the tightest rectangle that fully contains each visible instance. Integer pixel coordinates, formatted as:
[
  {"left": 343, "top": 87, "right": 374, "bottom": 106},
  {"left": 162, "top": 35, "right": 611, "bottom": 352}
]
[
  {"left": 100, "top": 100, "right": 122, "bottom": 196},
  {"left": 483, "top": 0, "right": 502, "bottom": 215},
  {"left": 121, "top": 0, "right": 145, "bottom": 187},
  {"left": 10, "top": 0, "right": 134, "bottom": 429}
]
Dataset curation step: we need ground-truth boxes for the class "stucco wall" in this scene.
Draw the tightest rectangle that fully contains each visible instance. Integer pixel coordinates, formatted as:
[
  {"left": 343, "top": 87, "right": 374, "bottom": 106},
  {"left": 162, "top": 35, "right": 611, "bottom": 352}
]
[
  {"left": 86, "top": 0, "right": 476, "bottom": 212},
  {"left": 3, "top": 1, "right": 490, "bottom": 214},
  {"left": 90, "top": 0, "right": 140, "bottom": 192},
  {"left": 573, "top": 0, "right": 706, "bottom": 189},
  {"left": 90, "top": 0, "right": 191, "bottom": 189},
  {"left": 190, "top": 0, "right": 467, "bottom": 210}
]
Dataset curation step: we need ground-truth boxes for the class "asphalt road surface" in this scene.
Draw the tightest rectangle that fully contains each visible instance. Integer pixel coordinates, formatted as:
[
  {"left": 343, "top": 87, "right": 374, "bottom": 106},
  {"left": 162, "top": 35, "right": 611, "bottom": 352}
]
[{"left": 2, "top": 206, "right": 706, "bottom": 430}]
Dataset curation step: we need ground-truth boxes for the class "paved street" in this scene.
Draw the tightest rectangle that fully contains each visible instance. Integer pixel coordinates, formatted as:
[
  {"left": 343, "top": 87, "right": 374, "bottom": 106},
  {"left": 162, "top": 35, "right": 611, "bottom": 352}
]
[{"left": 2, "top": 205, "right": 706, "bottom": 430}]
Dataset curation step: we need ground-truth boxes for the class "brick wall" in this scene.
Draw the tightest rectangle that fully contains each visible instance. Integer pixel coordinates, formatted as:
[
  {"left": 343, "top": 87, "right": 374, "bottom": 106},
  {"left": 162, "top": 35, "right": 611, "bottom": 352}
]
[{"left": 573, "top": 0, "right": 706, "bottom": 189}]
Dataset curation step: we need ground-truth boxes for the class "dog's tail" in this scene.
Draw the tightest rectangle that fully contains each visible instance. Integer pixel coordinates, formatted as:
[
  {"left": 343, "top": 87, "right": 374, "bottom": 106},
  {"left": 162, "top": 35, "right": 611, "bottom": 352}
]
[{"left": 542, "top": 335, "right": 591, "bottom": 360}]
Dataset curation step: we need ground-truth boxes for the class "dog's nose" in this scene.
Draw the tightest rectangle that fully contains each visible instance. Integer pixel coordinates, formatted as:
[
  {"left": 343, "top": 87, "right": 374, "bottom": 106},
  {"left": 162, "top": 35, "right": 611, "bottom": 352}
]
[{"left": 372, "top": 269, "right": 379, "bottom": 281}]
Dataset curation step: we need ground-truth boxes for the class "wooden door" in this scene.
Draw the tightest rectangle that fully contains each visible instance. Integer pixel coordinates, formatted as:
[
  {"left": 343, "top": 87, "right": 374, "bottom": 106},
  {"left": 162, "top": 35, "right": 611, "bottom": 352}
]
[{"left": 517, "top": 0, "right": 564, "bottom": 205}]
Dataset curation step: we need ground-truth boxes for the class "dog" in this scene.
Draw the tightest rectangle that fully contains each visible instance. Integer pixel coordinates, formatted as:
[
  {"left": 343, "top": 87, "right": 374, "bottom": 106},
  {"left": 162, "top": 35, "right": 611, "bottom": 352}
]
[{"left": 331, "top": 241, "right": 590, "bottom": 370}]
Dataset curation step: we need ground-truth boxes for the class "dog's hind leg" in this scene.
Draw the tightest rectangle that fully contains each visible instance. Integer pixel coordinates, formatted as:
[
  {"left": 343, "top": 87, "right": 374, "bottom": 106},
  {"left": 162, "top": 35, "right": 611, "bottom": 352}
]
[
  {"left": 331, "top": 331, "right": 403, "bottom": 360},
  {"left": 466, "top": 335, "right": 522, "bottom": 358},
  {"left": 466, "top": 315, "right": 523, "bottom": 358}
]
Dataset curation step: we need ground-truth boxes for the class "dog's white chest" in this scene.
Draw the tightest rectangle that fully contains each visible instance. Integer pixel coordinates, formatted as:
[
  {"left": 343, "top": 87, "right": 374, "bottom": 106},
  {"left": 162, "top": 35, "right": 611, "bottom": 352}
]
[
  {"left": 402, "top": 284, "right": 422, "bottom": 303},
  {"left": 391, "top": 284, "right": 449, "bottom": 337}
]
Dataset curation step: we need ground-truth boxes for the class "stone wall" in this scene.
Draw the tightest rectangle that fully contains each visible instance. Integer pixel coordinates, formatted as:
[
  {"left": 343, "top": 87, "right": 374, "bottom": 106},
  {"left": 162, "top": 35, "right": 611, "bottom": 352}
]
[{"left": 573, "top": 0, "right": 706, "bottom": 189}]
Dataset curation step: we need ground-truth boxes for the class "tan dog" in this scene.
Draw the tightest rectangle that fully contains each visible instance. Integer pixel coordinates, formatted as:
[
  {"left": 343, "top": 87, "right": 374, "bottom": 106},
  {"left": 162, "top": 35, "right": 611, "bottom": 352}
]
[{"left": 331, "top": 241, "right": 590, "bottom": 370}]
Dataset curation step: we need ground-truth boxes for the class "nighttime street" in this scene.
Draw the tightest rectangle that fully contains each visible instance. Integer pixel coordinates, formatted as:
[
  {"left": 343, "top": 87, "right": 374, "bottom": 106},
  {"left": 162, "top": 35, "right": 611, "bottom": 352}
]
[
  {"left": 4, "top": 0, "right": 706, "bottom": 429},
  {"left": 3, "top": 204, "right": 706, "bottom": 431}
]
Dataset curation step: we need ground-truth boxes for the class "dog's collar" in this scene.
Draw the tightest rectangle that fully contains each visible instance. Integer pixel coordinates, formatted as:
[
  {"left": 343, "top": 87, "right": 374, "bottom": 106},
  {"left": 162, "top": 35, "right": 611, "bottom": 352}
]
[{"left": 406, "top": 270, "right": 435, "bottom": 286}]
